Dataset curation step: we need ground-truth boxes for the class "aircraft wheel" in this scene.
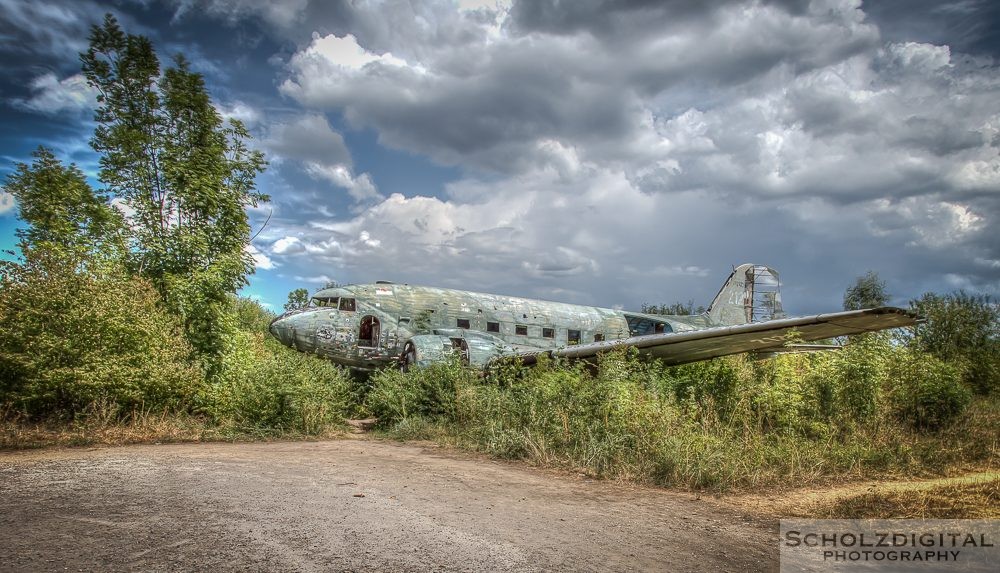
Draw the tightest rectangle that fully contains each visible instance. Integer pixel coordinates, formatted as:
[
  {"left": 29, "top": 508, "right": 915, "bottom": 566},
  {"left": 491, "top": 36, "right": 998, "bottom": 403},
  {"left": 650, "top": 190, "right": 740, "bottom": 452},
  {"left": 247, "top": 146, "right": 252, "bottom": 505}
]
[{"left": 399, "top": 342, "right": 418, "bottom": 372}]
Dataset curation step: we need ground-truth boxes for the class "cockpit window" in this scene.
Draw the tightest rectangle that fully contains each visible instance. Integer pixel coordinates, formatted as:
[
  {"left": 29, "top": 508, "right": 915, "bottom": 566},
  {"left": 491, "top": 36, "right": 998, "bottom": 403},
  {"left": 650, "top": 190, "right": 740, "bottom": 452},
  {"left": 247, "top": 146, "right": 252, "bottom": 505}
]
[
  {"left": 310, "top": 297, "right": 339, "bottom": 308},
  {"left": 624, "top": 315, "right": 672, "bottom": 336},
  {"left": 339, "top": 297, "right": 356, "bottom": 312}
]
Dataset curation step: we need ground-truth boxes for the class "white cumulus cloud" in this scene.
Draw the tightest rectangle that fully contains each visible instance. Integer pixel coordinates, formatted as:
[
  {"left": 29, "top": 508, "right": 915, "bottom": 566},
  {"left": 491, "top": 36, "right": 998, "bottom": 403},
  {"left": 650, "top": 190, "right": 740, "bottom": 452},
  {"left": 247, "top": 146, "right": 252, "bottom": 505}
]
[
  {"left": 0, "top": 192, "right": 15, "bottom": 215},
  {"left": 13, "top": 73, "right": 97, "bottom": 115}
]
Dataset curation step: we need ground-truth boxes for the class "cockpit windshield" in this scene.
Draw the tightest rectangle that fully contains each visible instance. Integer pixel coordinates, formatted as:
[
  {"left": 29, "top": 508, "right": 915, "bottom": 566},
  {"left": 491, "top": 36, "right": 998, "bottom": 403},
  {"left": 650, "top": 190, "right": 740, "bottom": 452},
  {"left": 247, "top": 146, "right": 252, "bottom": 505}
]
[
  {"left": 624, "top": 314, "right": 672, "bottom": 337},
  {"left": 309, "top": 297, "right": 339, "bottom": 308}
]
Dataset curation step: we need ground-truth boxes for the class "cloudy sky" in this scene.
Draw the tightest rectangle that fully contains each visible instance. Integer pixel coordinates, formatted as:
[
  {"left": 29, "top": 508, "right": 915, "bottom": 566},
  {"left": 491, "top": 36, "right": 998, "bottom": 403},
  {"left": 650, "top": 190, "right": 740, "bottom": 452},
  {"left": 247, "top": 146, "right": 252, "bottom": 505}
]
[{"left": 1, "top": 0, "right": 998, "bottom": 313}]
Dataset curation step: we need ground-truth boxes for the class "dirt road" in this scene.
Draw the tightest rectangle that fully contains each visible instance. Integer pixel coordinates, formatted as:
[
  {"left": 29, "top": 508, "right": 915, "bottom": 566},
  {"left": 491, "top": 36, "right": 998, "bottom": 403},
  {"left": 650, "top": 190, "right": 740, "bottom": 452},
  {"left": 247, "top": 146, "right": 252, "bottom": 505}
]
[{"left": 0, "top": 439, "right": 777, "bottom": 572}]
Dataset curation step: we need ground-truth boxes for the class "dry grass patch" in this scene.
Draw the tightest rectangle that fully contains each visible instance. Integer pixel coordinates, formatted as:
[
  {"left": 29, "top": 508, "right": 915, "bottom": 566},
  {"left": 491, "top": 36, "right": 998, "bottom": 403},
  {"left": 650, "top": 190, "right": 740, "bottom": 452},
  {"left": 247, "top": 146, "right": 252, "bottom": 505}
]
[
  {"left": 807, "top": 475, "right": 999, "bottom": 519},
  {"left": 1, "top": 402, "right": 348, "bottom": 450},
  {"left": 728, "top": 472, "right": 999, "bottom": 519},
  {"left": 1, "top": 405, "right": 213, "bottom": 449}
]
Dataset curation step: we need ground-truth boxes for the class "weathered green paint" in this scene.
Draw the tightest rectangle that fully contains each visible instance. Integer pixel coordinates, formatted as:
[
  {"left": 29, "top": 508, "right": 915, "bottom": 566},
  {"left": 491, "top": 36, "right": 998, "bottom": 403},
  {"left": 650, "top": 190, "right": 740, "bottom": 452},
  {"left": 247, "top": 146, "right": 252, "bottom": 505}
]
[
  {"left": 268, "top": 264, "right": 918, "bottom": 372},
  {"left": 270, "top": 280, "right": 677, "bottom": 370}
]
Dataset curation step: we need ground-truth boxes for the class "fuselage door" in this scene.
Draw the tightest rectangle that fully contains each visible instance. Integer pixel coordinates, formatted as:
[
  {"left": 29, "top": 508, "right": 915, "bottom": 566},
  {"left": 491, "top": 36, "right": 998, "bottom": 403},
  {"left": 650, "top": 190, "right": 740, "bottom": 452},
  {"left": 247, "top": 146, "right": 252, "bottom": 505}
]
[{"left": 359, "top": 315, "right": 381, "bottom": 348}]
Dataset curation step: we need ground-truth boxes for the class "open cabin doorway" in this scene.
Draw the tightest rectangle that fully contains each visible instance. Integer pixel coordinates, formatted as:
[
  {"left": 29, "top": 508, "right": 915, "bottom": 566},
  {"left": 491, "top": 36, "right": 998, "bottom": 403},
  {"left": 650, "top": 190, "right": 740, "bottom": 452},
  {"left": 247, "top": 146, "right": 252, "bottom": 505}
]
[{"left": 359, "top": 316, "right": 381, "bottom": 348}]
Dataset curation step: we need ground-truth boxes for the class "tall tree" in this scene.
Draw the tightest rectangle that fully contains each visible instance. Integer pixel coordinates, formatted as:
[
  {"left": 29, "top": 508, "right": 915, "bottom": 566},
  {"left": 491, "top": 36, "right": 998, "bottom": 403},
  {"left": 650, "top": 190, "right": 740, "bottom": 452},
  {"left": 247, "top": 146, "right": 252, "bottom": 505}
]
[
  {"left": 908, "top": 291, "right": 999, "bottom": 395},
  {"left": 284, "top": 288, "right": 310, "bottom": 311},
  {"left": 79, "top": 14, "right": 267, "bottom": 368},
  {"left": 843, "top": 271, "right": 889, "bottom": 310},
  {"left": 3, "top": 147, "right": 121, "bottom": 256}
]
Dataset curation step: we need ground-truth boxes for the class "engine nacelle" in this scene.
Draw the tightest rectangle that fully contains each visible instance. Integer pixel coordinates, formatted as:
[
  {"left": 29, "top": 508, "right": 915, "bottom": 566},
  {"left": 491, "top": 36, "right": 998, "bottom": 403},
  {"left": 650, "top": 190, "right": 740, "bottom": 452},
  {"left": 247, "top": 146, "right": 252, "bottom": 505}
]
[
  {"left": 400, "top": 330, "right": 511, "bottom": 370},
  {"left": 400, "top": 335, "right": 456, "bottom": 369}
]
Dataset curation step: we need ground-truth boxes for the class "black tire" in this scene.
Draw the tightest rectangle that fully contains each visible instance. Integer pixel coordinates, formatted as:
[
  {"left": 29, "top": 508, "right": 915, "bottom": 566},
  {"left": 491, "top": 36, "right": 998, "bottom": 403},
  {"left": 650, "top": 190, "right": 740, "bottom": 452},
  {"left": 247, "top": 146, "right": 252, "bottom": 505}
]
[{"left": 399, "top": 343, "right": 417, "bottom": 372}]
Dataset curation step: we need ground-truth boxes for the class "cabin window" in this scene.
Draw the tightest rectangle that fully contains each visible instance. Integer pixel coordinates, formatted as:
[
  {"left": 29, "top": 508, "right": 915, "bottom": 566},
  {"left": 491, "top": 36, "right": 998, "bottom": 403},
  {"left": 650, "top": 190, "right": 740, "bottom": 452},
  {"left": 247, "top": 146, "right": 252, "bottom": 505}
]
[
  {"left": 359, "top": 315, "right": 380, "bottom": 348},
  {"left": 487, "top": 321, "right": 500, "bottom": 333},
  {"left": 339, "top": 298, "right": 356, "bottom": 312},
  {"left": 542, "top": 327, "right": 554, "bottom": 338},
  {"left": 594, "top": 333, "right": 605, "bottom": 342},
  {"left": 568, "top": 329, "right": 581, "bottom": 345},
  {"left": 457, "top": 318, "right": 471, "bottom": 329},
  {"left": 515, "top": 324, "right": 528, "bottom": 336}
]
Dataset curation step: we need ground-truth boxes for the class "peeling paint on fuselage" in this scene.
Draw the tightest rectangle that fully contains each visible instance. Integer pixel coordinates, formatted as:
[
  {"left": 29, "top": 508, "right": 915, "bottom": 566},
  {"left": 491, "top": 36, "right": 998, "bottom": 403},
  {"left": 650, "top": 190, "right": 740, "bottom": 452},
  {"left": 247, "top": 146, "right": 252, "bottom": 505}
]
[{"left": 269, "top": 282, "right": 715, "bottom": 371}]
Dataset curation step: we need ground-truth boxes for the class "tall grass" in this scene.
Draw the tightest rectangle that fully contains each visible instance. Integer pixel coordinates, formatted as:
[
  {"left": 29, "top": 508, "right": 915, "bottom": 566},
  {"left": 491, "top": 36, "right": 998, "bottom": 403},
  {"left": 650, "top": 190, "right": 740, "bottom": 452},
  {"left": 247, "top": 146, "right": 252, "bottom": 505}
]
[{"left": 367, "top": 338, "right": 996, "bottom": 492}]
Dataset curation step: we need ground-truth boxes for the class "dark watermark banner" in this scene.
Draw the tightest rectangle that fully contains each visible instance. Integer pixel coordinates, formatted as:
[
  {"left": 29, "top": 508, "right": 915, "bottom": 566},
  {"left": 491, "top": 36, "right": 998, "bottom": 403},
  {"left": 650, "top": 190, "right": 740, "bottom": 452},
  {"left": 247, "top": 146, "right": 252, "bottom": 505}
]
[{"left": 780, "top": 519, "right": 998, "bottom": 572}]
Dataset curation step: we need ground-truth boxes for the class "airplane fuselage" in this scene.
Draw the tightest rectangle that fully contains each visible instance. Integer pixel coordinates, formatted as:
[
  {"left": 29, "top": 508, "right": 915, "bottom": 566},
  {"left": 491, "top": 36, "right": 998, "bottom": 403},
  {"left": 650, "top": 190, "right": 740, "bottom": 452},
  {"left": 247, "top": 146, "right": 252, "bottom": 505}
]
[
  {"left": 267, "top": 266, "right": 916, "bottom": 371},
  {"left": 268, "top": 281, "right": 712, "bottom": 371}
]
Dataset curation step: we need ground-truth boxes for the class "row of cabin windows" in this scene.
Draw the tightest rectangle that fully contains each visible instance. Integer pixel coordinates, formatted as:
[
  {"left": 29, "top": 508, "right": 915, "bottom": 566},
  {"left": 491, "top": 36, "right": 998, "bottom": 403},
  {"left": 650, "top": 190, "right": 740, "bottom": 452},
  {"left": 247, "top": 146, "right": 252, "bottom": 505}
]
[
  {"left": 310, "top": 300, "right": 607, "bottom": 344},
  {"left": 457, "top": 318, "right": 601, "bottom": 344}
]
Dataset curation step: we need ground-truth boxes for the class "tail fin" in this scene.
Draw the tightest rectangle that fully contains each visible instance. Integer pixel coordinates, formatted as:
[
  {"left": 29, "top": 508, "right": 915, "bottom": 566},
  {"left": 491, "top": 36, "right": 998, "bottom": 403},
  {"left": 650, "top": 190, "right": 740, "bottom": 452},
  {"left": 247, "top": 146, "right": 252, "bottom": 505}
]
[{"left": 707, "top": 264, "right": 785, "bottom": 326}]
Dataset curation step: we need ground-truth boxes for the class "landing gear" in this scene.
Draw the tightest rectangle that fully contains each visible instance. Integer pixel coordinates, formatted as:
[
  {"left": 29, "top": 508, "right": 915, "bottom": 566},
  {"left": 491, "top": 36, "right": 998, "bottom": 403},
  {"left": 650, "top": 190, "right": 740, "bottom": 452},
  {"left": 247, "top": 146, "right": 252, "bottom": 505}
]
[
  {"left": 399, "top": 342, "right": 417, "bottom": 372},
  {"left": 450, "top": 337, "right": 471, "bottom": 365}
]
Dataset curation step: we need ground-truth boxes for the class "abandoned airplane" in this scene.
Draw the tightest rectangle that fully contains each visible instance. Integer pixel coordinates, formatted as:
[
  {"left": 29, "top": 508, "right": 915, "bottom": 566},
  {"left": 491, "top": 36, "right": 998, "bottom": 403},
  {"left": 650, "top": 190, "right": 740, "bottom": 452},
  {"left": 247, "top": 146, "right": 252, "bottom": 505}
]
[{"left": 268, "top": 263, "right": 918, "bottom": 372}]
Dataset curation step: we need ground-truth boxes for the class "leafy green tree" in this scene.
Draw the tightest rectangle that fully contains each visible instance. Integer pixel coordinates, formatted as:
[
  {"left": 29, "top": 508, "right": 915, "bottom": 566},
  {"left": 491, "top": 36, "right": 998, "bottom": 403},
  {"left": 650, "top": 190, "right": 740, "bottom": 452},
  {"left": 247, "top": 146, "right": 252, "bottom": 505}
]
[
  {"left": 843, "top": 270, "right": 889, "bottom": 310},
  {"left": 79, "top": 14, "right": 267, "bottom": 370},
  {"left": 0, "top": 246, "right": 203, "bottom": 418},
  {"left": 284, "top": 288, "right": 309, "bottom": 311},
  {"left": 3, "top": 147, "right": 121, "bottom": 256},
  {"left": 908, "top": 291, "right": 999, "bottom": 394}
]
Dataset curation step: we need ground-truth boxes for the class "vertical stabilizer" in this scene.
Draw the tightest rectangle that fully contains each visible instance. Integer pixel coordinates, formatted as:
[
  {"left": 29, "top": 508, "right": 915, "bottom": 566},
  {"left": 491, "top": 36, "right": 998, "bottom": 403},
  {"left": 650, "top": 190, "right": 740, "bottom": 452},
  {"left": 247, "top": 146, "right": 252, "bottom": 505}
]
[{"left": 707, "top": 264, "right": 784, "bottom": 326}]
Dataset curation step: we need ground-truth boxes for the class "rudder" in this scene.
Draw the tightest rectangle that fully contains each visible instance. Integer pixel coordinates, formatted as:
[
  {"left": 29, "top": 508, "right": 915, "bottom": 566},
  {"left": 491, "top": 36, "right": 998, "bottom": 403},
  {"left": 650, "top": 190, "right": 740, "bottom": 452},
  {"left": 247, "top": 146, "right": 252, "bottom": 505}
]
[{"left": 707, "top": 264, "right": 785, "bottom": 326}]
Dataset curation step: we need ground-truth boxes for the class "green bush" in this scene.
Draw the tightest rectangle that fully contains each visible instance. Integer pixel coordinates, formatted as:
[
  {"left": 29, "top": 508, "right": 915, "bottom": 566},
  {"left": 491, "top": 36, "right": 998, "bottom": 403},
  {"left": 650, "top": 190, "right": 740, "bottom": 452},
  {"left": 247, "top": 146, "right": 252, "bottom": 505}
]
[
  {"left": 829, "top": 333, "right": 889, "bottom": 423},
  {"left": 363, "top": 337, "right": 995, "bottom": 491},
  {"left": 0, "top": 249, "right": 203, "bottom": 418},
  {"left": 199, "top": 313, "right": 352, "bottom": 434},
  {"left": 367, "top": 357, "right": 477, "bottom": 424},
  {"left": 889, "top": 349, "right": 971, "bottom": 431},
  {"left": 908, "top": 292, "right": 1000, "bottom": 395}
]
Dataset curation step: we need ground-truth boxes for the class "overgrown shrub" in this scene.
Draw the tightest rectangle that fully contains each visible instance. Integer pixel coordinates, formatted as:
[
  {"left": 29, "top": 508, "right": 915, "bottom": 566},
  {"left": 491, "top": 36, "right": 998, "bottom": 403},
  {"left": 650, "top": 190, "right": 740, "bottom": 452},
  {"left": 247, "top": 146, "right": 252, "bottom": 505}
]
[
  {"left": 367, "top": 357, "right": 478, "bottom": 423},
  {"left": 0, "top": 249, "right": 203, "bottom": 418},
  {"left": 199, "top": 302, "right": 352, "bottom": 434},
  {"left": 888, "top": 349, "right": 971, "bottom": 431},
  {"left": 908, "top": 292, "right": 1000, "bottom": 395},
  {"left": 367, "top": 336, "right": 995, "bottom": 491},
  {"left": 829, "top": 333, "right": 890, "bottom": 424}
]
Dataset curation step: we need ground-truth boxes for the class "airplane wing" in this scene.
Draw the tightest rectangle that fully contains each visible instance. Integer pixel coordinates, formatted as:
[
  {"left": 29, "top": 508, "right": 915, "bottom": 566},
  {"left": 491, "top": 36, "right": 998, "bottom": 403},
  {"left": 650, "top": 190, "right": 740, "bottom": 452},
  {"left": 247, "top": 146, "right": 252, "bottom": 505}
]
[{"left": 506, "top": 307, "right": 918, "bottom": 367}]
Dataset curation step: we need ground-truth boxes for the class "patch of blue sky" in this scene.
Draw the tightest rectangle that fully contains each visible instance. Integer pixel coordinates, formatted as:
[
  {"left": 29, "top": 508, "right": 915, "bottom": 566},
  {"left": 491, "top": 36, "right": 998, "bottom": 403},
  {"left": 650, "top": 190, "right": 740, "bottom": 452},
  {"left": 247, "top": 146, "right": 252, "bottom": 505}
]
[{"left": 340, "top": 125, "right": 462, "bottom": 201}]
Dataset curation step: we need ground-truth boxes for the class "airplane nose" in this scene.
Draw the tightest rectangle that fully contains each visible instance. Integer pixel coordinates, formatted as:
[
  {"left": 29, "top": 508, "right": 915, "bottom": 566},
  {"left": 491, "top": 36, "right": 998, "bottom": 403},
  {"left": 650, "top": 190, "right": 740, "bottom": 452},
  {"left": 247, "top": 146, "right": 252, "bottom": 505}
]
[{"left": 269, "top": 314, "right": 291, "bottom": 346}]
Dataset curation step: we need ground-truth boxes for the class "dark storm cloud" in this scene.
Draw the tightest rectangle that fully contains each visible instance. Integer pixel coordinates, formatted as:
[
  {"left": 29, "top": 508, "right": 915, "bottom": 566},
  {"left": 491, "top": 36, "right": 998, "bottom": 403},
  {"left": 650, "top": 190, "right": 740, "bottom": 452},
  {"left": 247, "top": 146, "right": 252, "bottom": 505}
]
[
  {"left": 4, "top": 0, "right": 999, "bottom": 311},
  {"left": 0, "top": 0, "right": 102, "bottom": 62},
  {"left": 280, "top": 0, "right": 885, "bottom": 176},
  {"left": 863, "top": 0, "right": 1000, "bottom": 58},
  {"left": 258, "top": 0, "right": 1000, "bottom": 309},
  {"left": 506, "top": 0, "right": 814, "bottom": 38},
  {"left": 263, "top": 113, "right": 353, "bottom": 167}
]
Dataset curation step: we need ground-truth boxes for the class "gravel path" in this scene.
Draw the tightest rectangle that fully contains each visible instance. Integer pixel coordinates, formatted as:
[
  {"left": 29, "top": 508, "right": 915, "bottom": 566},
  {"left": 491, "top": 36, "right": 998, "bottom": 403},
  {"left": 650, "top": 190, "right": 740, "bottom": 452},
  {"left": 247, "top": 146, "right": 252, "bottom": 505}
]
[{"left": 0, "top": 439, "right": 777, "bottom": 572}]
